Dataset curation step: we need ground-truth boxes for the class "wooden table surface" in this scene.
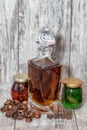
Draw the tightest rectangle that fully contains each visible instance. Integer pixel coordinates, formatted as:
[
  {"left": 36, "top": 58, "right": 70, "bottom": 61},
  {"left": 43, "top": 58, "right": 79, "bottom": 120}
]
[{"left": 0, "top": 83, "right": 87, "bottom": 130}]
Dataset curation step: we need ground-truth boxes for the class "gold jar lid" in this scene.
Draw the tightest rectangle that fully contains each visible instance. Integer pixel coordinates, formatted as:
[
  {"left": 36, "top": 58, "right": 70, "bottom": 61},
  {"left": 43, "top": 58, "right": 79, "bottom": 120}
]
[
  {"left": 63, "top": 77, "right": 82, "bottom": 88},
  {"left": 13, "top": 73, "right": 28, "bottom": 83}
]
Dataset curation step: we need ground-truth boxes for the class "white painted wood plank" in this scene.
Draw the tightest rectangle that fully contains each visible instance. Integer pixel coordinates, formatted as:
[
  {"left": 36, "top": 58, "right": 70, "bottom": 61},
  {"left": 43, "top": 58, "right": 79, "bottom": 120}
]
[
  {"left": 0, "top": 0, "right": 19, "bottom": 83},
  {"left": 18, "top": 0, "right": 71, "bottom": 79},
  {"left": 0, "top": 84, "right": 14, "bottom": 130},
  {"left": 0, "top": 83, "right": 77, "bottom": 130},
  {"left": 74, "top": 85, "right": 87, "bottom": 130},
  {"left": 70, "top": 0, "right": 87, "bottom": 83},
  {"left": 15, "top": 111, "right": 77, "bottom": 130}
]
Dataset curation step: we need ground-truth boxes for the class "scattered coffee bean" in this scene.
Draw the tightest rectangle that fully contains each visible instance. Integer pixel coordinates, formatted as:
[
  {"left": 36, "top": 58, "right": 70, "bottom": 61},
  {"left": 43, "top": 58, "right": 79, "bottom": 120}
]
[
  {"left": 0, "top": 106, "right": 7, "bottom": 112},
  {"left": 33, "top": 111, "right": 41, "bottom": 119},
  {"left": 65, "top": 114, "right": 72, "bottom": 120},
  {"left": 6, "top": 111, "right": 13, "bottom": 117},
  {"left": 17, "top": 111, "right": 24, "bottom": 117},
  {"left": 47, "top": 113, "right": 53, "bottom": 119},
  {"left": 25, "top": 110, "right": 33, "bottom": 118},
  {"left": 25, "top": 117, "right": 32, "bottom": 122},
  {"left": 22, "top": 101, "right": 28, "bottom": 106},
  {"left": 50, "top": 104, "right": 59, "bottom": 114},
  {"left": 58, "top": 105, "right": 64, "bottom": 118},
  {"left": 66, "top": 109, "right": 72, "bottom": 115},
  {"left": 12, "top": 111, "right": 18, "bottom": 120},
  {"left": 54, "top": 113, "right": 59, "bottom": 119},
  {"left": 0, "top": 99, "right": 73, "bottom": 122},
  {"left": 59, "top": 105, "right": 64, "bottom": 113},
  {"left": 64, "top": 109, "right": 72, "bottom": 119},
  {"left": 4, "top": 99, "right": 13, "bottom": 106},
  {"left": 60, "top": 113, "right": 65, "bottom": 119},
  {"left": 13, "top": 100, "right": 20, "bottom": 106}
]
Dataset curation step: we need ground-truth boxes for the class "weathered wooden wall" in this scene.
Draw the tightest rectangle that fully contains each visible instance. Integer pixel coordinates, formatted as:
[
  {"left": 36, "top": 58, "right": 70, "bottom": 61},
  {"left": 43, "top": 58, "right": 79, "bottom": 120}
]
[
  {"left": 70, "top": 0, "right": 87, "bottom": 83},
  {"left": 0, "top": 0, "right": 87, "bottom": 84},
  {"left": 0, "top": 0, "right": 19, "bottom": 82}
]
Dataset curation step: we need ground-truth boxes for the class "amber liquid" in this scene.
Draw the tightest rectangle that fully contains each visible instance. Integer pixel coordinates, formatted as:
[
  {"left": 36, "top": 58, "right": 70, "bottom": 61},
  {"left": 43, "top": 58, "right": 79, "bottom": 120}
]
[
  {"left": 11, "top": 82, "right": 28, "bottom": 103},
  {"left": 28, "top": 59, "right": 62, "bottom": 106}
]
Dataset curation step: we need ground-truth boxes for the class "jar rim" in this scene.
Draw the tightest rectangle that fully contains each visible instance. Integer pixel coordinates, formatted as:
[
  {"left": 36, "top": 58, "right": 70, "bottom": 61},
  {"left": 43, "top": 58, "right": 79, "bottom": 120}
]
[
  {"left": 63, "top": 77, "right": 82, "bottom": 88},
  {"left": 13, "top": 73, "right": 28, "bottom": 83}
]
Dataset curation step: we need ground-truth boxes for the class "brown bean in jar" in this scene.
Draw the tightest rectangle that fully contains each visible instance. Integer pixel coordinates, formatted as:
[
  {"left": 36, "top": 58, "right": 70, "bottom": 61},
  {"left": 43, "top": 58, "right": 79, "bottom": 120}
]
[{"left": 11, "top": 73, "right": 28, "bottom": 103}]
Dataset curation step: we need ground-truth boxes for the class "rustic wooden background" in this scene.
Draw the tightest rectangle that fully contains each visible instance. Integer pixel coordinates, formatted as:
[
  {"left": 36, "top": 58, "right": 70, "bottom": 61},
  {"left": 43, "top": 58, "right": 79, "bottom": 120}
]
[{"left": 0, "top": 0, "right": 87, "bottom": 84}]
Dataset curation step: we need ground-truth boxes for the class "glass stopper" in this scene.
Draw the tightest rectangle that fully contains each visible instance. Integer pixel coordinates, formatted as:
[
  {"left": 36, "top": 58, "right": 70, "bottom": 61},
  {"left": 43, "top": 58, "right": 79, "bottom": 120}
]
[{"left": 36, "top": 27, "right": 55, "bottom": 47}]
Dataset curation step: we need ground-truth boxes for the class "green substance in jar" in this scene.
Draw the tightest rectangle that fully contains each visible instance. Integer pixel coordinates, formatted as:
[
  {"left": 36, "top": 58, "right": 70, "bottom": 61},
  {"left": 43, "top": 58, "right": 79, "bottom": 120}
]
[
  {"left": 67, "top": 96, "right": 78, "bottom": 104},
  {"left": 62, "top": 85, "right": 82, "bottom": 109}
]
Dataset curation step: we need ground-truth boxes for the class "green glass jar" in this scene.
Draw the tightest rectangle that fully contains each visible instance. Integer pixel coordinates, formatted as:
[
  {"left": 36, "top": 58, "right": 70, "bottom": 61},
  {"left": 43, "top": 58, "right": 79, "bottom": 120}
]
[{"left": 62, "top": 77, "right": 82, "bottom": 109}]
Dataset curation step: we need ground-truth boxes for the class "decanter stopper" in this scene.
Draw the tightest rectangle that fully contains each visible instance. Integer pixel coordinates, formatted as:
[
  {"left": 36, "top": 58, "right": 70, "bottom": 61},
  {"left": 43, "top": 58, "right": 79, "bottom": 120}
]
[{"left": 36, "top": 27, "right": 55, "bottom": 47}]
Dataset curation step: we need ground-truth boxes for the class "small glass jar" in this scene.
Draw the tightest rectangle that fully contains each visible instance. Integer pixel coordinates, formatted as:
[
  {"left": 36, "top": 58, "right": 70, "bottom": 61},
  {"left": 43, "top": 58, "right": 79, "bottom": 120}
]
[
  {"left": 11, "top": 73, "right": 28, "bottom": 103},
  {"left": 62, "top": 77, "right": 82, "bottom": 109}
]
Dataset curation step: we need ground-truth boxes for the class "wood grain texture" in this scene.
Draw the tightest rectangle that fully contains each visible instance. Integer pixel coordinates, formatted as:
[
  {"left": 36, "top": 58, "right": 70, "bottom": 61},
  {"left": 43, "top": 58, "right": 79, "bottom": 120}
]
[
  {"left": 15, "top": 114, "right": 77, "bottom": 130},
  {"left": 0, "top": 83, "right": 87, "bottom": 130},
  {"left": 74, "top": 85, "right": 87, "bottom": 130},
  {"left": 0, "top": 0, "right": 87, "bottom": 84},
  {"left": 0, "top": 0, "right": 19, "bottom": 83},
  {"left": 18, "top": 0, "right": 71, "bottom": 80},
  {"left": 0, "top": 85, "right": 77, "bottom": 130},
  {"left": 70, "top": 0, "right": 87, "bottom": 83},
  {"left": 0, "top": 85, "right": 14, "bottom": 130},
  {"left": 0, "top": 0, "right": 87, "bottom": 129}
]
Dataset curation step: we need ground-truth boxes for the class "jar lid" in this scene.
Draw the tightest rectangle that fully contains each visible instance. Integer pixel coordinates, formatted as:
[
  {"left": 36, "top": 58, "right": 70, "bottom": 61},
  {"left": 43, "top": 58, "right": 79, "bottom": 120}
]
[
  {"left": 13, "top": 73, "right": 28, "bottom": 83},
  {"left": 63, "top": 77, "right": 82, "bottom": 88}
]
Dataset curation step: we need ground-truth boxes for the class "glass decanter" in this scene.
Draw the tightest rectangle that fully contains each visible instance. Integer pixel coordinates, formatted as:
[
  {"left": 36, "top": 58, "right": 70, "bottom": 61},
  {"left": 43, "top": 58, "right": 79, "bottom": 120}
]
[{"left": 28, "top": 28, "right": 62, "bottom": 110}]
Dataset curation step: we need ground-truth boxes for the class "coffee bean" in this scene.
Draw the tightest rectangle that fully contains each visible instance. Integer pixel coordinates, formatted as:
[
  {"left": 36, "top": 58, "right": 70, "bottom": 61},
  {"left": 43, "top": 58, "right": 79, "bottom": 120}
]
[
  {"left": 66, "top": 114, "right": 72, "bottom": 120},
  {"left": 22, "top": 101, "right": 28, "bottom": 106},
  {"left": 25, "top": 117, "right": 32, "bottom": 122},
  {"left": 12, "top": 112, "right": 18, "bottom": 119},
  {"left": 17, "top": 111, "right": 24, "bottom": 118},
  {"left": 59, "top": 106, "right": 64, "bottom": 113},
  {"left": 54, "top": 113, "right": 59, "bottom": 119},
  {"left": 33, "top": 111, "right": 41, "bottom": 119},
  {"left": 25, "top": 110, "right": 33, "bottom": 118},
  {"left": 5, "top": 111, "right": 13, "bottom": 117},
  {"left": 0, "top": 106, "right": 7, "bottom": 112},
  {"left": 50, "top": 104, "right": 59, "bottom": 114},
  {"left": 4, "top": 99, "right": 13, "bottom": 106},
  {"left": 66, "top": 109, "right": 72, "bottom": 115},
  {"left": 13, "top": 100, "right": 20, "bottom": 106},
  {"left": 47, "top": 113, "right": 53, "bottom": 119},
  {"left": 61, "top": 114, "right": 65, "bottom": 119},
  {"left": 64, "top": 109, "right": 72, "bottom": 120}
]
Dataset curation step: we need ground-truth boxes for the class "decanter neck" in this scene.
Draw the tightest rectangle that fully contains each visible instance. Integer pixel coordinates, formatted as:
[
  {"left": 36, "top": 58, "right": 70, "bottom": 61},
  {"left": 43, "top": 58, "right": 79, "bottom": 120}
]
[
  {"left": 36, "top": 27, "right": 55, "bottom": 60},
  {"left": 38, "top": 46, "right": 53, "bottom": 59}
]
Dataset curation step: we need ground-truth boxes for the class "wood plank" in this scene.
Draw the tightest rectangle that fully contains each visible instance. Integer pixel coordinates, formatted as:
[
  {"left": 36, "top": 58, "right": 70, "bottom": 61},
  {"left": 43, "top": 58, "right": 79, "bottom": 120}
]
[
  {"left": 0, "top": 84, "right": 14, "bottom": 130},
  {"left": 15, "top": 110, "right": 77, "bottom": 130},
  {"left": 74, "top": 85, "right": 87, "bottom": 130},
  {"left": 0, "top": 0, "right": 19, "bottom": 83},
  {"left": 70, "top": 0, "right": 87, "bottom": 83},
  {"left": 0, "top": 83, "right": 77, "bottom": 130},
  {"left": 18, "top": 0, "right": 72, "bottom": 79}
]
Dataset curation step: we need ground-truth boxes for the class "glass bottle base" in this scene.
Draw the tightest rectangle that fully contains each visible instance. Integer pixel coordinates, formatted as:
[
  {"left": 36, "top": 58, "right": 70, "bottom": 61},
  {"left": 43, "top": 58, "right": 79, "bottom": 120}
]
[{"left": 28, "top": 97, "right": 60, "bottom": 113}]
